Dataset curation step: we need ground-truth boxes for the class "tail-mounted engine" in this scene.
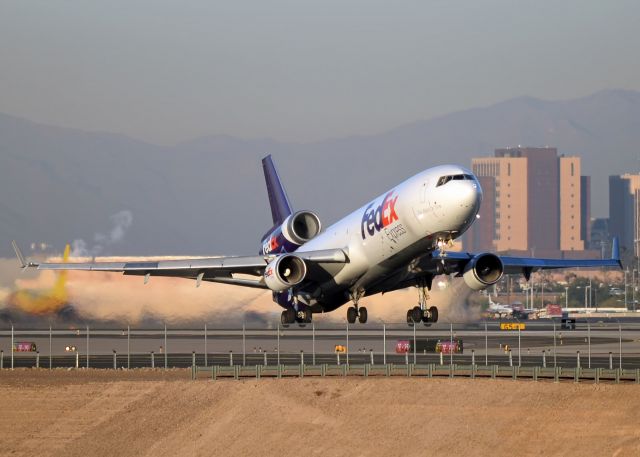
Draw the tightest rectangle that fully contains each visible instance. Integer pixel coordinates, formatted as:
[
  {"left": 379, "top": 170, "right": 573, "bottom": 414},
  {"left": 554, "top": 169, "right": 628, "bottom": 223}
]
[
  {"left": 261, "top": 211, "right": 322, "bottom": 255},
  {"left": 264, "top": 254, "right": 307, "bottom": 292},
  {"left": 462, "top": 253, "right": 504, "bottom": 291}
]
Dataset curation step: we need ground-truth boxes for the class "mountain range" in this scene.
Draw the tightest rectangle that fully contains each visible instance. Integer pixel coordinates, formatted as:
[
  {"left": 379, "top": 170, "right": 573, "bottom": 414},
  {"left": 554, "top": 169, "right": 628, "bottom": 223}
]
[{"left": 1, "top": 89, "right": 639, "bottom": 257}]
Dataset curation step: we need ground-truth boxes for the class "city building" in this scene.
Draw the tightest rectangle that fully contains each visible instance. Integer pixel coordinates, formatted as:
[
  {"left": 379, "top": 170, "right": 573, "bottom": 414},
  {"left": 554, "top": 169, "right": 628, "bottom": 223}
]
[
  {"left": 609, "top": 174, "right": 640, "bottom": 257},
  {"left": 466, "top": 147, "right": 586, "bottom": 256},
  {"left": 589, "top": 217, "right": 610, "bottom": 256}
]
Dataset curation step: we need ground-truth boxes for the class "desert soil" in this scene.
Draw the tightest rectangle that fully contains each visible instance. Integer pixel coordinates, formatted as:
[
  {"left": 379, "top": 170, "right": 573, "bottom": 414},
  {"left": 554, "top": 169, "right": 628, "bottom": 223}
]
[{"left": 1, "top": 369, "right": 639, "bottom": 457}]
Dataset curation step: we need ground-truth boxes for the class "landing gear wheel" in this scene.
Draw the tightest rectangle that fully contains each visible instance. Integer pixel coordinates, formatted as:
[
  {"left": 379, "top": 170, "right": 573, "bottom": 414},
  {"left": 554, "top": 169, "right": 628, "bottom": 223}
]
[
  {"left": 298, "top": 309, "right": 312, "bottom": 324},
  {"left": 411, "top": 306, "right": 423, "bottom": 323},
  {"left": 281, "top": 308, "right": 295, "bottom": 325},
  {"left": 358, "top": 307, "right": 368, "bottom": 324},
  {"left": 347, "top": 306, "right": 357, "bottom": 324},
  {"left": 406, "top": 309, "right": 413, "bottom": 325},
  {"left": 429, "top": 306, "right": 438, "bottom": 323}
]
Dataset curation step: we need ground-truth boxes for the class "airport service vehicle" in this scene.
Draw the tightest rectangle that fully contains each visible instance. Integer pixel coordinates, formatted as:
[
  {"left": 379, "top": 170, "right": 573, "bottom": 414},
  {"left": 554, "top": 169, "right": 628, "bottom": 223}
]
[{"left": 12, "top": 156, "right": 622, "bottom": 326}]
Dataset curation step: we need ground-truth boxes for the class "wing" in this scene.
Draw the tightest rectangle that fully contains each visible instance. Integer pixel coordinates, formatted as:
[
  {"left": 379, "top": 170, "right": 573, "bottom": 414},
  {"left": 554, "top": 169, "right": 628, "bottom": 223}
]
[
  {"left": 438, "top": 236, "right": 622, "bottom": 280},
  {"left": 371, "top": 237, "right": 622, "bottom": 294},
  {"left": 11, "top": 241, "right": 348, "bottom": 290}
]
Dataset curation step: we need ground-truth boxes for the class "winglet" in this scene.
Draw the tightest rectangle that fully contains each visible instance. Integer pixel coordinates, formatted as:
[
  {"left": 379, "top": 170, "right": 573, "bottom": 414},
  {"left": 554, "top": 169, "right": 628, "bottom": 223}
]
[
  {"left": 11, "top": 240, "right": 29, "bottom": 268},
  {"left": 612, "top": 236, "right": 622, "bottom": 267}
]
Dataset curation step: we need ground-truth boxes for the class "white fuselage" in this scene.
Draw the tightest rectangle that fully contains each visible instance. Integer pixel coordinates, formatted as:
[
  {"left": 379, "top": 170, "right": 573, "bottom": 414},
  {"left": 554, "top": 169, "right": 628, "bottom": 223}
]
[{"left": 298, "top": 164, "right": 482, "bottom": 302}]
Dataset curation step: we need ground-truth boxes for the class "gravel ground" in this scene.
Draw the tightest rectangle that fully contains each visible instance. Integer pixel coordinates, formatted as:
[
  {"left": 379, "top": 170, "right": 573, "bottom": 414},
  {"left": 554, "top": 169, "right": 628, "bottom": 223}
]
[{"left": 1, "top": 369, "right": 639, "bottom": 457}]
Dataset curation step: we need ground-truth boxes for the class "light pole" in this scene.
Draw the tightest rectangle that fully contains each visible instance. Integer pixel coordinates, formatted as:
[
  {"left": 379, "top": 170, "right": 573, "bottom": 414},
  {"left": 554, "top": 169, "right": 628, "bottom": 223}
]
[
  {"left": 633, "top": 269, "right": 637, "bottom": 311},
  {"left": 584, "top": 285, "right": 591, "bottom": 309},
  {"left": 625, "top": 268, "right": 629, "bottom": 310}
]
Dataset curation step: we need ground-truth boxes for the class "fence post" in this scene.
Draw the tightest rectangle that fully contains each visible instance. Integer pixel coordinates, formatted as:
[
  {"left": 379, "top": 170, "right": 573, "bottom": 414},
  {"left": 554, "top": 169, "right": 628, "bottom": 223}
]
[
  {"left": 609, "top": 352, "right": 613, "bottom": 370},
  {"left": 542, "top": 350, "right": 546, "bottom": 368},
  {"left": 413, "top": 321, "right": 417, "bottom": 365},
  {"left": 576, "top": 351, "right": 581, "bottom": 368},
  {"left": 405, "top": 351, "right": 408, "bottom": 365},
  {"left": 553, "top": 321, "right": 557, "bottom": 367},
  {"left": 508, "top": 350, "right": 513, "bottom": 367},
  {"left": 49, "top": 325, "right": 52, "bottom": 370},
  {"left": 1, "top": 350, "right": 3, "bottom": 369},
  {"left": 113, "top": 350, "right": 117, "bottom": 369},
  {"left": 619, "top": 324, "right": 623, "bottom": 369},
  {"left": 151, "top": 351, "right": 155, "bottom": 369},
  {"left": 191, "top": 352, "right": 196, "bottom": 379},
  {"left": 11, "top": 324, "right": 14, "bottom": 370},
  {"left": 471, "top": 349, "right": 475, "bottom": 366},
  {"left": 439, "top": 351, "right": 443, "bottom": 366},
  {"left": 164, "top": 324, "right": 168, "bottom": 370},
  {"left": 587, "top": 322, "right": 591, "bottom": 368},
  {"left": 127, "top": 325, "right": 130, "bottom": 370},
  {"left": 242, "top": 322, "right": 246, "bottom": 367},
  {"left": 370, "top": 349, "right": 374, "bottom": 365},
  {"left": 337, "top": 351, "right": 340, "bottom": 366},
  {"left": 383, "top": 323, "right": 386, "bottom": 365},
  {"left": 204, "top": 324, "right": 208, "bottom": 368},
  {"left": 300, "top": 350, "right": 304, "bottom": 366},
  {"left": 86, "top": 325, "right": 90, "bottom": 369},
  {"left": 36, "top": 351, "right": 40, "bottom": 369},
  {"left": 485, "top": 321, "right": 488, "bottom": 366},
  {"left": 263, "top": 351, "right": 267, "bottom": 366},
  {"left": 75, "top": 351, "right": 79, "bottom": 369},
  {"left": 276, "top": 324, "right": 280, "bottom": 367},
  {"left": 346, "top": 323, "right": 349, "bottom": 366},
  {"left": 229, "top": 351, "right": 233, "bottom": 367},
  {"left": 518, "top": 325, "right": 521, "bottom": 367},
  {"left": 312, "top": 322, "right": 316, "bottom": 366}
]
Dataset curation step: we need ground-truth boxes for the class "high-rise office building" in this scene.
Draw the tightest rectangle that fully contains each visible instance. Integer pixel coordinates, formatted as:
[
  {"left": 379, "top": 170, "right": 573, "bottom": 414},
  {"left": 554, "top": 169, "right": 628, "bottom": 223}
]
[
  {"left": 467, "top": 147, "right": 585, "bottom": 255},
  {"left": 609, "top": 174, "right": 640, "bottom": 257},
  {"left": 581, "top": 176, "right": 591, "bottom": 247}
]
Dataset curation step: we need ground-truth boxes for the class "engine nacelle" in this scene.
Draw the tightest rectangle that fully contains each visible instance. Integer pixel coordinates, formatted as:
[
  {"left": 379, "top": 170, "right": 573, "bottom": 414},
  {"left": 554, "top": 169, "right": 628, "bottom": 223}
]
[
  {"left": 282, "top": 211, "right": 322, "bottom": 245},
  {"left": 264, "top": 254, "right": 307, "bottom": 292},
  {"left": 261, "top": 211, "right": 322, "bottom": 254},
  {"left": 462, "top": 253, "right": 504, "bottom": 291}
]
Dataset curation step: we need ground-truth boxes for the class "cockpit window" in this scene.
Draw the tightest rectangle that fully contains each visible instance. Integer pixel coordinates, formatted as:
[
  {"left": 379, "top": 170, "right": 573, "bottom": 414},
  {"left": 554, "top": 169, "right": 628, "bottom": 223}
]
[{"left": 436, "top": 174, "right": 474, "bottom": 187}]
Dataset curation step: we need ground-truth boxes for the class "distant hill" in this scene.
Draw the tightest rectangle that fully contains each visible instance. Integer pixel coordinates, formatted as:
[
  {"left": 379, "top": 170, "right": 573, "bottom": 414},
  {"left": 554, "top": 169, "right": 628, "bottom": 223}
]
[{"left": 1, "top": 89, "right": 639, "bottom": 257}]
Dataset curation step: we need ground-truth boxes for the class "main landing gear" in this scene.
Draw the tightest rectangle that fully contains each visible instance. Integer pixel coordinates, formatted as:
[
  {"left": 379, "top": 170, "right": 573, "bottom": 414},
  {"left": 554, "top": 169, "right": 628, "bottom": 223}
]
[
  {"left": 280, "top": 308, "right": 312, "bottom": 326},
  {"left": 347, "top": 292, "right": 368, "bottom": 324},
  {"left": 407, "top": 284, "right": 439, "bottom": 325}
]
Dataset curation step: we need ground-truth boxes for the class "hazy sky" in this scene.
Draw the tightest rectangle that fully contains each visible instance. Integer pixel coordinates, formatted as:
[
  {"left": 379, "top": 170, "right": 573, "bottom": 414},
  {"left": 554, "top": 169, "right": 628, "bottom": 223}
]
[{"left": 1, "top": 0, "right": 638, "bottom": 144}]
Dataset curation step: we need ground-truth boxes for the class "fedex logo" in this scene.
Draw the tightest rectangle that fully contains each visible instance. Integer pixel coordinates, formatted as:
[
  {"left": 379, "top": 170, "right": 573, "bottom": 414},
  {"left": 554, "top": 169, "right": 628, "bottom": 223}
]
[
  {"left": 361, "top": 191, "right": 399, "bottom": 239},
  {"left": 262, "top": 235, "right": 280, "bottom": 255}
]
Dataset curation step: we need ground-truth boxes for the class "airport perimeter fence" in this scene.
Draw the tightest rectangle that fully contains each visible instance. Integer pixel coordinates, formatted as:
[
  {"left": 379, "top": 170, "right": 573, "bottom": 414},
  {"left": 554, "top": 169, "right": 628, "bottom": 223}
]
[{"left": 1, "top": 319, "right": 640, "bottom": 374}]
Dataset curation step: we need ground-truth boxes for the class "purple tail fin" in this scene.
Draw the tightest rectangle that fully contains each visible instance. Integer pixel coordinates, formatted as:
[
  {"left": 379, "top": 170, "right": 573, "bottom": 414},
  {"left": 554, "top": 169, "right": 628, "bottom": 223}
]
[{"left": 262, "top": 155, "right": 292, "bottom": 225}]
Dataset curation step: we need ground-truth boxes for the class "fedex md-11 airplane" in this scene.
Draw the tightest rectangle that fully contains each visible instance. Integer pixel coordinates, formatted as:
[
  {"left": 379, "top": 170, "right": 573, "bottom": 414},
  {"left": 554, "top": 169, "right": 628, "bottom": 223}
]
[{"left": 13, "top": 156, "right": 621, "bottom": 325}]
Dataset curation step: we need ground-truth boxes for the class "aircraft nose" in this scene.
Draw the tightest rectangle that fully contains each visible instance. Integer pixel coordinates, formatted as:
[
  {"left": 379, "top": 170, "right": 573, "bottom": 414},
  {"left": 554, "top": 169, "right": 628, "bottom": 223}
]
[{"left": 456, "top": 180, "right": 481, "bottom": 209}]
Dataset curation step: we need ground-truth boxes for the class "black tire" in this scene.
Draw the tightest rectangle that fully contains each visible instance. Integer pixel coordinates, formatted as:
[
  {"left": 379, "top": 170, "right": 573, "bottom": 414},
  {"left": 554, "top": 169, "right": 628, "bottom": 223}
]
[
  {"left": 406, "top": 310, "right": 413, "bottom": 325},
  {"left": 411, "top": 306, "right": 423, "bottom": 323},
  {"left": 347, "top": 306, "right": 357, "bottom": 324},
  {"left": 429, "top": 306, "right": 439, "bottom": 323},
  {"left": 303, "top": 309, "right": 313, "bottom": 323},
  {"left": 281, "top": 311, "right": 289, "bottom": 325},
  {"left": 285, "top": 308, "right": 296, "bottom": 324},
  {"left": 358, "top": 307, "right": 368, "bottom": 324}
]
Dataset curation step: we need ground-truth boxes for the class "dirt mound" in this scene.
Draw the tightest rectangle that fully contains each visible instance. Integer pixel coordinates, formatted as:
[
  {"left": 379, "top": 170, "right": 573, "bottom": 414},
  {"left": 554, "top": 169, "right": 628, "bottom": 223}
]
[{"left": 1, "top": 369, "right": 639, "bottom": 456}]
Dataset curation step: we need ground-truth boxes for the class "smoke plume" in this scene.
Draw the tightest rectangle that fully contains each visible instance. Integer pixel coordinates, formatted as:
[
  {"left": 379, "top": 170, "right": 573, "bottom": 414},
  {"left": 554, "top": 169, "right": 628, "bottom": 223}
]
[{"left": 71, "top": 210, "right": 133, "bottom": 257}]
